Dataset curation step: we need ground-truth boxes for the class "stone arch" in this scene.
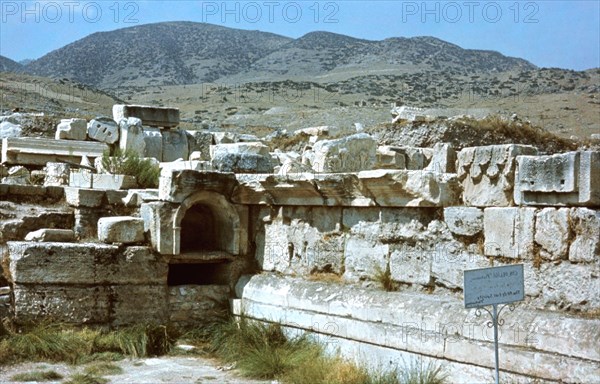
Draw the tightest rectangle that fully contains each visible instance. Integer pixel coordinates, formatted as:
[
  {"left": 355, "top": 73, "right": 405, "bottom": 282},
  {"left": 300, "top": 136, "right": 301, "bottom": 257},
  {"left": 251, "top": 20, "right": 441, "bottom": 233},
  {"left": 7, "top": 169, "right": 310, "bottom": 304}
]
[{"left": 173, "top": 191, "right": 242, "bottom": 255}]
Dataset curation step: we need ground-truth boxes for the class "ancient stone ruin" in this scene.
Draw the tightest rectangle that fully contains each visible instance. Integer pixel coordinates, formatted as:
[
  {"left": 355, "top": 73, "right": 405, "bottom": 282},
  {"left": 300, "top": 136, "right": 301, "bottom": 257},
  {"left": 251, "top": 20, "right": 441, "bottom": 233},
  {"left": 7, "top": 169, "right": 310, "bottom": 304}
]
[{"left": 0, "top": 104, "right": 598, "bottom": 383}]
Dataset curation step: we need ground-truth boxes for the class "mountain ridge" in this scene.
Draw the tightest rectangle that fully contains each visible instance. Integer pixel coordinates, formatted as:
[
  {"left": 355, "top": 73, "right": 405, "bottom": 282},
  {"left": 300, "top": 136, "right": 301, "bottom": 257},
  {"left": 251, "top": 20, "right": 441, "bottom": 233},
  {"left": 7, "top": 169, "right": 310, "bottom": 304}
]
[{"left": 9, "top": 21, "right": 537, "bottom": 89}]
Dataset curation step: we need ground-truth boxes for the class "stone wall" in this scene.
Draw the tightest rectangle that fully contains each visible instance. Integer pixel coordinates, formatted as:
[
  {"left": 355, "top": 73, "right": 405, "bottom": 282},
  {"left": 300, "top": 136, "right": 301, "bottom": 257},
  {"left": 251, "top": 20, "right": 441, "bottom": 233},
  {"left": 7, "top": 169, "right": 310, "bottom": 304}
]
[{"left": 233, "top": 274, "right": 599, "bottom": 383}]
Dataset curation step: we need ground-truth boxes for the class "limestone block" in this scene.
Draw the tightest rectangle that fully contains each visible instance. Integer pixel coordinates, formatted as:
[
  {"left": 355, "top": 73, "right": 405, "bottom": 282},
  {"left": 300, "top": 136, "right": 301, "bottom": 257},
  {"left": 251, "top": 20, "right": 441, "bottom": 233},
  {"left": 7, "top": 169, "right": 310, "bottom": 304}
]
[
  {"left": 312, "top": 133, "right": 377, "bottom": 173},
  {"left": 169, "top": 285, "right": 230, "bottom": 326},
  {"left": 484, "top": 207, "right": 536, "bottom": 258},
  {"left": 2, "top": 137, "right": 109, "bottom": 166},
  {"left": 534, "top": 208, "right": 570, "bottom": 261},
  {"left": 213, "top": 132, "right": 237, "bottom": 144},
  {"left": 375, "top": 146, "right": 406, "bottom": 169},
  {"left": 343, "top": 237, "right": 388, "bottom": 281},
  {"left": 0, "top": 121, "right": 22, "bottom": 139},
  {"left": 515, "top": 151, "right": 600, "bottom": 206},
  {"left": 55, "top": 118, "right": 87, "bottom": 140},
  {"left": 111, "top": 285, "right": 169, "bottom": 326},
  {"left": 113, "top": 104, "right": 179, "bottom": 128},
  {"left": 425, "top": 143, "right": 456, "bottom": 173},
  {"left": 43, "top": 162, "right": 70, "bottom": 186},
  {"left": 187, "top": 130, "right": 213, "bottom": 161},
  {"left": 457, "top": 144, "right": 538, "bottom": 207},
  {"left": 24, "top": 229, "right": 75, "bottom": 242},
  {"left": 159, "top": 160, "right": 212, "bottom": 177},
  {"left": 118, "top": 117, "right": 146, "bottom": 156},
  {"left": 262, "top": 213, "right": 345, "bottom": 275},
  {"left": 162, "top": 129, "right": 189, "bottom": 162},
  {"left": 569, "top": 208, "right": 600, "bottom": 262},
  {"left": 391, "top": 106, "right": 426, "bottom": 123},
  {"left": 9, "top": 242, "right": 117, "bottom": 284},
  {"left": 389, "top": 246, "right": 432, "bottom": 285},
  {"left": 140, "top": 202, "right": 178, "bottom": 254},
  {"left": 2, "top": 165, "right": 30, "bottom": 185},
  {"left": 13, "top": 285, "right": 111, "bottom": 324},
  {"left": 358, "top": 170, "right": 461, "bottom": 207},
  {"left": 443, "top": 207, "right": 483, "bottom": 236},
  {"left": 87, "top": 117, "right": 119, "bottom": 144},
  {"left": 537, "top": 261, "right": 600, "bottom": 310},
  {"left": 159, "top": 170, "right": 238, "bottom": 203},
  {"left": 143, "top": 126, "right": 163, "bottom": 160},
  {"left": 98, "top": 216, "right": 145, "bottom": 244},
  {"left": 431, "top": 249, "right": 490, "bottom": 289},
  {"left": 65, "top": 187, "right": 105, "bottom": 207},
  {"left": 386, "top": 146, "right": 429, "bottom": 170},
  {"left": 69, "top": 172, "right": 138, "bottom": 190},
  {"left": 211, "top": 142, "right": 274, "bottom": 173}
]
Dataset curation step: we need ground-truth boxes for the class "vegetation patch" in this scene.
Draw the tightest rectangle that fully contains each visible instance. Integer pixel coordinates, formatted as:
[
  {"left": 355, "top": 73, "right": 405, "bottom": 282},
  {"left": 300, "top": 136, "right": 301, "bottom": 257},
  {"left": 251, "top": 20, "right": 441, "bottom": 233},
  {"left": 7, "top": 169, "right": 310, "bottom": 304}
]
[
  {"left": 101, "top": 148, "right": 160, "bottom": 188},
  {"left": 183, "top": 317, "right": 447, "bottom": 384},
  {"left": 10, "top": 370, "right": 63, "bottom": 382}
]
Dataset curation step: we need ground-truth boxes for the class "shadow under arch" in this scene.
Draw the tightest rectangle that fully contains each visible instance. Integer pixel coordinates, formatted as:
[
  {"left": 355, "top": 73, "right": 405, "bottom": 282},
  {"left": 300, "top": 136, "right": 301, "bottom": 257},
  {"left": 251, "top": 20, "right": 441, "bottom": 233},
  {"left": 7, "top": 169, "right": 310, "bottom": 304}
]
[{"left": 172, "top": 190, "right": 242, "bottom": 256}]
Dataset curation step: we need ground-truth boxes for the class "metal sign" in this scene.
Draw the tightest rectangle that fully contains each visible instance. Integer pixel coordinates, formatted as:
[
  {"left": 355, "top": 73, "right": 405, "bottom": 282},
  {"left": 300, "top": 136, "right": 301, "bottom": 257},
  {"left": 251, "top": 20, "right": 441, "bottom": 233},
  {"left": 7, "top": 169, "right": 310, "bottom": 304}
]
[
  {"left": 463, "top": 264, "right": 524, "bottom": 384},
  {"left": 464, "top": 264, "right": 524, "bottom": 309}
]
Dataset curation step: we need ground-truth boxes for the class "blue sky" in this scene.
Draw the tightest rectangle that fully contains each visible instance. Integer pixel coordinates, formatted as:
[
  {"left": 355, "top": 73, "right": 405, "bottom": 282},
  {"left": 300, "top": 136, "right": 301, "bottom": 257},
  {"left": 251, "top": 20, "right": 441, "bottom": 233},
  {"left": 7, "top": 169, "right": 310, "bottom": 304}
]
[{"left": 1, "top": 0, "right": 599, "bottom": 70}]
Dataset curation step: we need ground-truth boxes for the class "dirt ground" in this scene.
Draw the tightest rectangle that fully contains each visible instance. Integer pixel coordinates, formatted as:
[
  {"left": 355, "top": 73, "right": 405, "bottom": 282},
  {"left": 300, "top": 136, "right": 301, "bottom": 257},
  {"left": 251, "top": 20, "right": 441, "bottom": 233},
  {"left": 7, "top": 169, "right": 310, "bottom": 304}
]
[{"left": 0, "top": 356, "right": 274, "bottom": 384}]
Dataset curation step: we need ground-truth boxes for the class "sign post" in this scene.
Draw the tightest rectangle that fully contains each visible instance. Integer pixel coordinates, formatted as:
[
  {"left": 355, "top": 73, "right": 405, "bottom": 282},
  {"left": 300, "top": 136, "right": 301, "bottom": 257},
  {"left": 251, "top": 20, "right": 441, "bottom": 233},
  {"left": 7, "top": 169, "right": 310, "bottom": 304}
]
[{"left": 464, "top": 264, "right": 524, "bottom": 384}]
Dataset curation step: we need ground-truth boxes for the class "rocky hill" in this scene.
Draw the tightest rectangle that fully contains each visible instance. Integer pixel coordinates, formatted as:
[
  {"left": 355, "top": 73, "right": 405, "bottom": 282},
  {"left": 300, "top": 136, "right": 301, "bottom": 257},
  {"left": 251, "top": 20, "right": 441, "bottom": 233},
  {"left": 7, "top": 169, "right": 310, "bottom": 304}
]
[
  {"left": 22, "top": 22, "right": 535, "bottom": 89},
  {"left": 25, "top": 22, "right": 292, "bottom": 88},
  {"left": 0, "top": 56, "right": 23, "bottom": 73}
]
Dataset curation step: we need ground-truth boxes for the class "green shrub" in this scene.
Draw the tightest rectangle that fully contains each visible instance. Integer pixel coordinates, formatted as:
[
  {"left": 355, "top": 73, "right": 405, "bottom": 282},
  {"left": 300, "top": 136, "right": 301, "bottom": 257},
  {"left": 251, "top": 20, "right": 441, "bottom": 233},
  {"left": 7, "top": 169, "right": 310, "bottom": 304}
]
[{"left": 101, "top": 148, "right": 160, "bottom": 188}]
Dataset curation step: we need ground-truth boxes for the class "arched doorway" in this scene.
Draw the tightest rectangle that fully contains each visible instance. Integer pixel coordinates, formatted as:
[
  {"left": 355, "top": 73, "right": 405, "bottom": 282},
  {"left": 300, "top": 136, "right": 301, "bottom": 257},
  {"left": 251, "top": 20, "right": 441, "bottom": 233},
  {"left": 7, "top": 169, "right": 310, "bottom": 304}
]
[{"left": 179, "top": 204, "right": 217, "bottom": 252}]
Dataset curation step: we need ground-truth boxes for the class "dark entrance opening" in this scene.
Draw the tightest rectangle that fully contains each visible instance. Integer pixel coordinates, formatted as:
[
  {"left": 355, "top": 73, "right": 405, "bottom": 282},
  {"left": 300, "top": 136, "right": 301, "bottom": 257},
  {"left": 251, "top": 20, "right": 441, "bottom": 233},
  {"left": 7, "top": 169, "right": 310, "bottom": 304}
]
[
  {"left": 167, "top": 262, "right": 230, "bottom": 286},
  {"left": 180, "top": 204, "right": 217, "bottom": 252}
]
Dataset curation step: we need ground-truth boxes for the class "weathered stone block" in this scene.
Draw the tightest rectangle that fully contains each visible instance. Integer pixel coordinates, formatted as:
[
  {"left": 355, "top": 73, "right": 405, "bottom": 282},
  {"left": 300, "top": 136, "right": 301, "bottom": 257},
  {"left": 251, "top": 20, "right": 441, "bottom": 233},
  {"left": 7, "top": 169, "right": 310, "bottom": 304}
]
[
  {"left": 24, "top": 229, "right": 75, "bottom": 242},
  {"left": 537, "top": 261, "right": 600, "bottom": 310},
  {"left": 425, "top": 142, "right": 456, "bottom": 173},
  {"left": 143, "top": 126, "right": 163, "bottom": 160},
  {"left": 111, "top": 285, "right": 169, "bottom": 326},
  {"left": 515, "top": 151, "right": 600, "bottom": 206},
  {"left": 87, "top": 117, "right": 119, "bottom": 144},
  {"left": 359, "top": 170, "right": 461, "bottom": 207},
  {"left": 443, "top": 207, "right": 483, "bottom": 236},
  {"left": 159, "top": 160, "right": 212, "bottom": 177},
  {"left": 65, "top": 187, "right": 105, "bottom": 207},
  {"left": 9, "top": 242, "right": 117, "bottom": 284},
  {"left": 0, "top": 121, "right": 21, "bottom": 139},
  {"left": 55, "top": 118, "right": 87, "bottom": 140},
  {"left": 69, "top": 173, "right": 137, "bottom": 190},
  {"left": 343, "top": 237, "right": 388, "bottom": 281},
  {"left": 534, "top": 208, "right": 570, "bottom": 261},
  {"left": 312, "top": 133, "right": 377, "bottom": 173},
  {"left": 569, "top": 208, "right": 600, "bottom": 262},
  {"left": 211, "top": 142, "right": 273, "bottom": 173},
  {"left": 162, "top": 129, "right": 189, "bottom": 162},
  {"left": 457, "top": 144, "right": 538, "bottom": 207},
  {"left": 484, "top": 207, "right": 536, "bottom": 258},
  {"left": 375, "top": 146, "right": 406, "bottom": 169},
  {"left": 140, "top": 202, "right": 178, "bottom": 255},
  {"left": 98, "top": 216, "right": 145, "bottom": 244},
  {"left": 9, "top": 242, "right": 165, "bottom": 285},
  {"left": 13, "top": 285, "right": 111, "bottom": 324},
  {"left": 389, "top": 246, "right": 432, "bottom": 285},
  {"left": 44, "top": 162, "right": 70, "bottom": 186},
  {"left": 2, "top": 137, "right": 109, "bottom": 166},
  {"left": 118, "top": 117, "right": 146, "bottom": 156},
  {"left": 169, "top": 285, "right": 230, "bottom": 326},
  {"left": 113, "top": 104, "right": 179, "bottom": 128},
  {"left": 187, "top": 130, "right": 213, "bottom": 161}
]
